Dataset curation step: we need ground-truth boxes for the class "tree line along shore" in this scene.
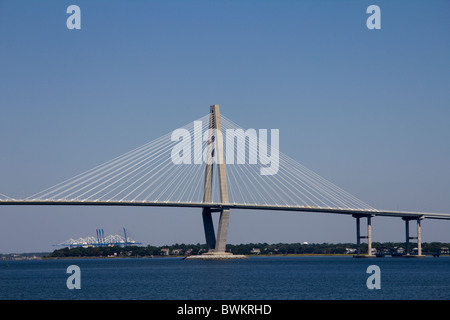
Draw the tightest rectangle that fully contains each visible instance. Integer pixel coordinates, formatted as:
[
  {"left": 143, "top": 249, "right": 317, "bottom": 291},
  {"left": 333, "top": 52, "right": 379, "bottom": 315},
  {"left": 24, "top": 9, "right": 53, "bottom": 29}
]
[{"left": 44, "top": 242, "right": 450, "bottom": 258}]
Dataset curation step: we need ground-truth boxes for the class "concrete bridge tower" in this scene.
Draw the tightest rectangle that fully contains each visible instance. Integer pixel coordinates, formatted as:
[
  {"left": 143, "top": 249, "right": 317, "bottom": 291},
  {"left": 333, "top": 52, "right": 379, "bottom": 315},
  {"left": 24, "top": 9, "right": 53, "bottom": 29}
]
[{"left": 190, "top": 104, "right": 246, "bottom": 259}]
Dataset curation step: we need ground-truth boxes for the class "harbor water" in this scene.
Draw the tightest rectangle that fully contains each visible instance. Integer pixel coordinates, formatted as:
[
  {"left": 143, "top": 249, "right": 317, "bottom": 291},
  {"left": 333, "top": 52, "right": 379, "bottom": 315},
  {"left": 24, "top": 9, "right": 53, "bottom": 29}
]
[{"left": 1, "top": 256, "right": 449, "bottom": 300}]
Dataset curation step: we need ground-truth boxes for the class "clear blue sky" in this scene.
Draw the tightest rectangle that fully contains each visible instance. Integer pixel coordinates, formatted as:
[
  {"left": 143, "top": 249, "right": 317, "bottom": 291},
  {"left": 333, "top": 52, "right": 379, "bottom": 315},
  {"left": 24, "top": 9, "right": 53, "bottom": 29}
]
[{"left": 0, "top": 0, "right": 449, "bottom": 253}]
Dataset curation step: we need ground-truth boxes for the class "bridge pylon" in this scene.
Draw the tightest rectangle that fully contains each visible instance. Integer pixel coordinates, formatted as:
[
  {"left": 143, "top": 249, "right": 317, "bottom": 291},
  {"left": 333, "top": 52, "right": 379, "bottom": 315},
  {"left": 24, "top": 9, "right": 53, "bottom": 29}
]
[
  {"left": 193, "top": 104, "right": 245, "bottom": 259},
  {"left": 202, "top": 105, "right": 230, "bottom": 253}
]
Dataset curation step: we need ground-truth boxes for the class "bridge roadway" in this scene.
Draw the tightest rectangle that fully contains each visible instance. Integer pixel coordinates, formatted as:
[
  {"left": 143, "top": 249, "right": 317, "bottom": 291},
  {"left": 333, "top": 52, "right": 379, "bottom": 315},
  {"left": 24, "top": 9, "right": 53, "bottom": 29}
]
[{"left": 1, "top": 199, "right": 449, "bottom": 220}]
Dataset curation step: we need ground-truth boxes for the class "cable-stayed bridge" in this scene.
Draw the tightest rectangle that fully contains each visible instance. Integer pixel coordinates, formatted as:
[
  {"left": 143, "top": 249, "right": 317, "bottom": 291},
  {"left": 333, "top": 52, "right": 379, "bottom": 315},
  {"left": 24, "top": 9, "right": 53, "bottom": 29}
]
[{"left": 1, "top": 105, "right": 449, "bottom": 258}]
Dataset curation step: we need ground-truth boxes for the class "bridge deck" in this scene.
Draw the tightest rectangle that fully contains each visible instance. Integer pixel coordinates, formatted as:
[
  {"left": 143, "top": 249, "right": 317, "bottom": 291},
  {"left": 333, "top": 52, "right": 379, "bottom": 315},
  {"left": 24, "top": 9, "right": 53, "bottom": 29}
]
[{"left": 1, "top": 200, "right": 449, "bottom": 220}]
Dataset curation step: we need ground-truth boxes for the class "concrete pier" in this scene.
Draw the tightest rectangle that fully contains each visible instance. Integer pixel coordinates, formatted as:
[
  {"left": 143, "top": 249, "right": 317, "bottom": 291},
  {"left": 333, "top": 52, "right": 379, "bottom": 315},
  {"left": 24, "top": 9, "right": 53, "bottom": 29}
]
[
  {"left": 353, "top": 214, "right": 376, "bottom": 258},
  {"left": 402, "top": 216, "right": 425, "bottom": 258}
]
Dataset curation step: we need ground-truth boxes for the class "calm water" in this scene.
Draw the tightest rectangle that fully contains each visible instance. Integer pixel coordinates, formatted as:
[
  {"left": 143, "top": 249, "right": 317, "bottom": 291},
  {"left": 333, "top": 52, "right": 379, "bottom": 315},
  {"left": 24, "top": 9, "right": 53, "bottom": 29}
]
[{"left": 1, "top": 256, "right": 449, "bottom": 300}]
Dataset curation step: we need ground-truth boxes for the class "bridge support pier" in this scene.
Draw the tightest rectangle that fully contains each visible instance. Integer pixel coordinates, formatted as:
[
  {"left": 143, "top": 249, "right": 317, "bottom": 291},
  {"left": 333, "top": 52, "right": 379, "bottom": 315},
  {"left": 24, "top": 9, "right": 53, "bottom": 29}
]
[
  {"left": 402, "top": 216, "right": 425, "bottom": 258},
  {"left": 202, "top": 208, "right": 216, "bottom": 251},
  {"left": 215, "top": 208, "right": 230, "bottom": 253},
  {"left": 353, "top": 214, "right": 375, "bottom": 258},
  {"left": 202, "top": 207, "right": 231, "bottom": 253}
]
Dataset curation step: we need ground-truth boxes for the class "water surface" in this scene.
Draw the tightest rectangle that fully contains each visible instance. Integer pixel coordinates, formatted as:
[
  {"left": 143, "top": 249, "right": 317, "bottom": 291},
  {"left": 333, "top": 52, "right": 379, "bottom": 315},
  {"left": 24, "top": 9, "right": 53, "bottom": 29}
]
[{"left": 1, "top": 256, "right": 449, "bottom": 300}]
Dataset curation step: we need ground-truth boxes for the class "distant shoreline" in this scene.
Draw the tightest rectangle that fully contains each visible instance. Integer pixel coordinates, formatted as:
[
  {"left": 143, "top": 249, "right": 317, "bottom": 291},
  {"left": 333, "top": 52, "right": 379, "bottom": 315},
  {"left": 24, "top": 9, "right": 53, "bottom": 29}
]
[
  {"left": 4, "top": 253, "right": 353, "bottom": 261},
  {"left": 4, "top": 253, "right": 449, "bottom": 261},
  {"left": 44, "top": 253, "right": 353, "bottom": 259},
  {"left": 2, "top": 241, "right": 449, "bottom": 260}
]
